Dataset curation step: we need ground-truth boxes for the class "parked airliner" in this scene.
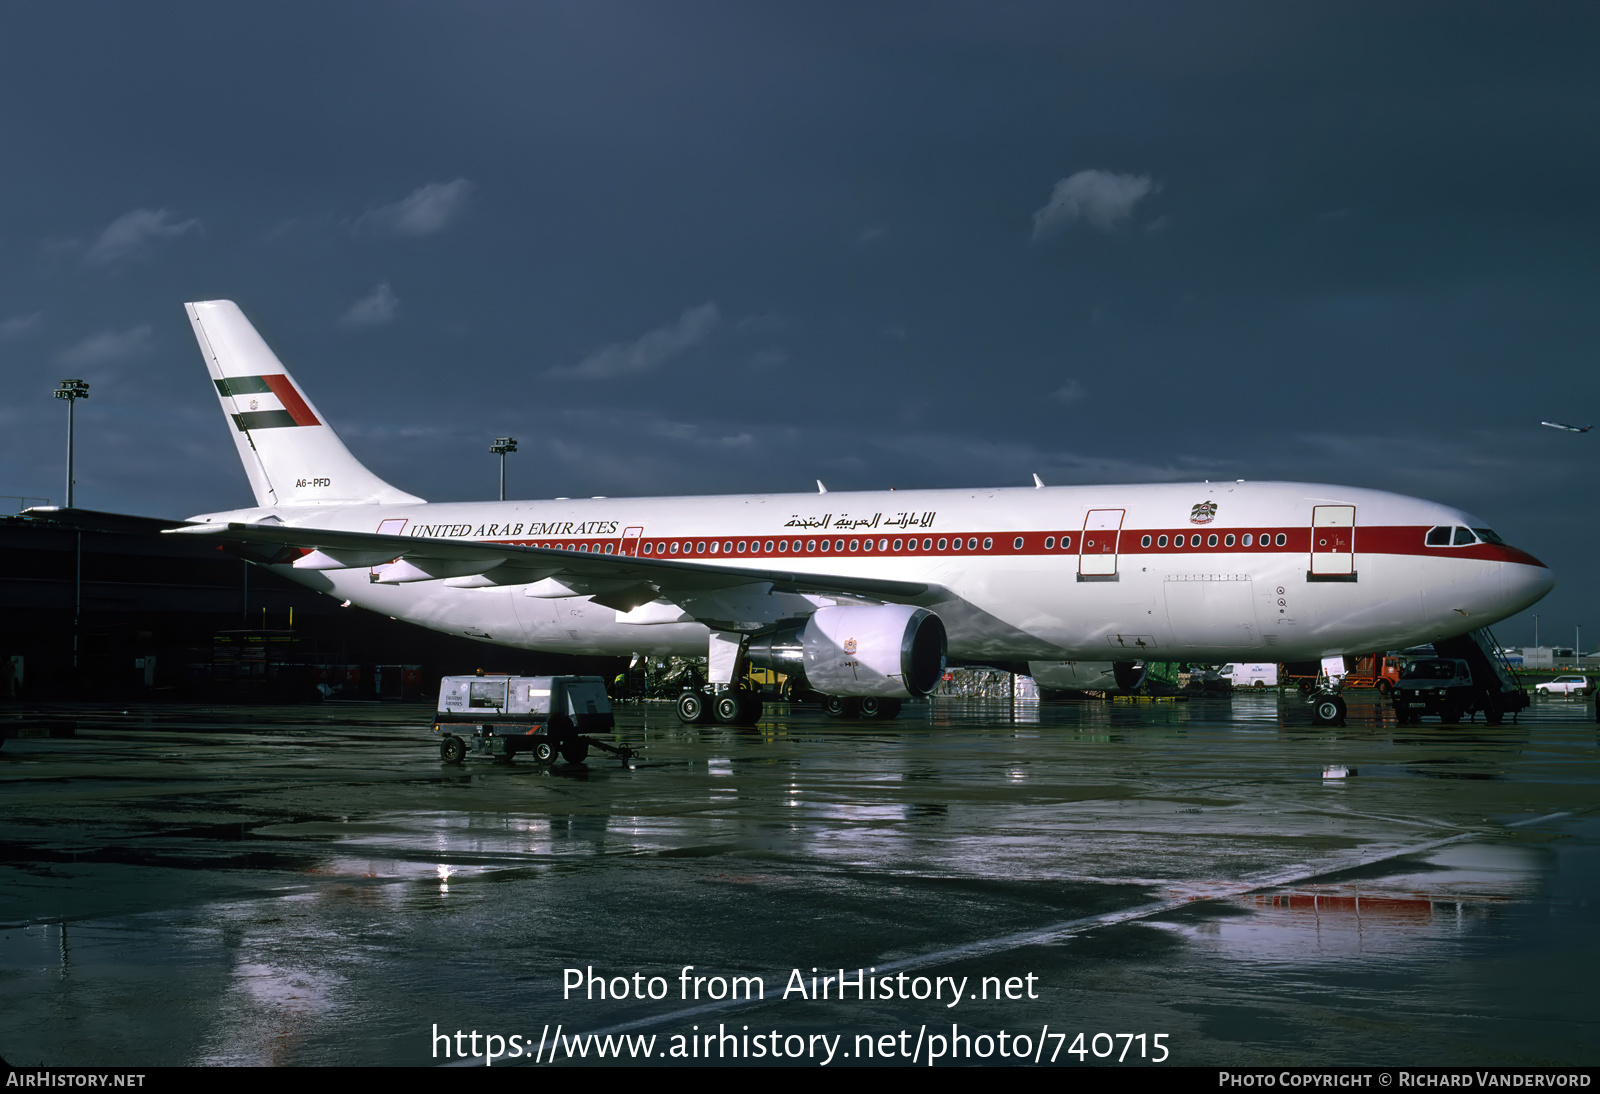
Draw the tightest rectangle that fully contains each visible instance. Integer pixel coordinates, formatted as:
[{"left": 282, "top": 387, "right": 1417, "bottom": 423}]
[{"left": 34, "top": 301, "right": 1555, "bottom": 724}]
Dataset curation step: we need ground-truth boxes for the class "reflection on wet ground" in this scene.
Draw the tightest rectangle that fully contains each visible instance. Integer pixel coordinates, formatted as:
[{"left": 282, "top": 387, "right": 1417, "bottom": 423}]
[{"left": 1, "top": 692, "right": 1597, "bottom": 1066}]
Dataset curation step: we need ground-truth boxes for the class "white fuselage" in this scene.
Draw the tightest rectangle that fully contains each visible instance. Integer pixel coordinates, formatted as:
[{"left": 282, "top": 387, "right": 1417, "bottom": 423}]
[{"left": 191, "top": 479, "right": 1553, "bottom": 664}]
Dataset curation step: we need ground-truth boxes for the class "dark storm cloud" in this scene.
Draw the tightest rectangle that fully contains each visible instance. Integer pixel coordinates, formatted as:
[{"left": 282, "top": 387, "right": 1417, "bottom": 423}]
[{"left": 0, "top": 1, "right": 1595, "bottom": 639}]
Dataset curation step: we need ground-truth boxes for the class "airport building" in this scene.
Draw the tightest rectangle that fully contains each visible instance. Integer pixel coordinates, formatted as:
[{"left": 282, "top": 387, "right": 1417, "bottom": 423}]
[{"left": 0, "top": 515, "right": 619, "bottom": 701}]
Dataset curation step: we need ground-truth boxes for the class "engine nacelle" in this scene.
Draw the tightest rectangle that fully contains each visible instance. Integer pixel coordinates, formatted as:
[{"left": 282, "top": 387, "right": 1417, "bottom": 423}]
[{"left": 747, "top": 605, "right": 946, "bottom": 699}]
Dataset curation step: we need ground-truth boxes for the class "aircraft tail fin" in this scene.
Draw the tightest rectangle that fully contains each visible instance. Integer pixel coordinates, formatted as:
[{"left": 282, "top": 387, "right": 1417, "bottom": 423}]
[{"left": 185, "top": 300, "right": 423, "bottom": 508}]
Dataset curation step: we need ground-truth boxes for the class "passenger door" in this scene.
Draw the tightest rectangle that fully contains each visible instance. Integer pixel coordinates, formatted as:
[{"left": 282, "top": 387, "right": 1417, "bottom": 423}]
[
  {"left": 1079, "top": 509, "right": 1124, "bottom": 577},
  {"left": 1309, "top": 505, "right": 1356, "bottom": 578}
]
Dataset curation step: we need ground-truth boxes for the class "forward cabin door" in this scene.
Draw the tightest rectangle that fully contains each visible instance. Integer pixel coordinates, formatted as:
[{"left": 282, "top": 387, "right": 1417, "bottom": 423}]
[
  {"left": 1079, "top": 509, "right": 1125, "bottom": 577},
  {"left": 620, "top": 527, "right": 644, "bottom": 556},
  {"left": 1309, "top": 505, "right": 1356, "bottom": 578}
]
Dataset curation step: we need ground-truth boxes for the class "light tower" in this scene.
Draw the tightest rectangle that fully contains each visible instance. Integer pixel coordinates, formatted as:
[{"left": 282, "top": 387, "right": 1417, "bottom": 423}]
[
  {"left": 490, "top": 436, "right": 518, "bottom": 501},
  {"left": 54, "top": 378, "right": 90, "bottom": 507}
]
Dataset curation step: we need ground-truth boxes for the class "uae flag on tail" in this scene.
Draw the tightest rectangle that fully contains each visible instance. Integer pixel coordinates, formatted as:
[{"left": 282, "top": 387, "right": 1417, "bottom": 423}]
[{"left": 214, "top": 374, "right": 321, "bottom": 430}]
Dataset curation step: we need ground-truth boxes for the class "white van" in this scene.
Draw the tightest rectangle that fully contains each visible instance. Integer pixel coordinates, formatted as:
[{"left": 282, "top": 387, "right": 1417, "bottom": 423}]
[{"left": 1221, "top": 663, "right": 1279, "bottom": 688}]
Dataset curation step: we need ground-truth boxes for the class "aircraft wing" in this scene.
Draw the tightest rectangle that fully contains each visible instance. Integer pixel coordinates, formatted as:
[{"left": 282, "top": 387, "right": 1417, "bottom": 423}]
[{"left": 161, "top": 518, "right": 938, "bottom": 614}]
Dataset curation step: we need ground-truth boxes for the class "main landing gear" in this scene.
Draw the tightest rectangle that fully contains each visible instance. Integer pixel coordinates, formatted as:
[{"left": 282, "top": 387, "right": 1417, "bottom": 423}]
[
  {"left": 823, "top": 695, "right": 903, "bottom": 720},
  {"left": 677, "top": 688, "right": 764, "bottom": 726}
]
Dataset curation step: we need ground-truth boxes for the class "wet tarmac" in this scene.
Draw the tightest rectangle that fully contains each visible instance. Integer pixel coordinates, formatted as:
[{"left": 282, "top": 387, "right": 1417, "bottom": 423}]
[{"left": 2, "top": 692, "right": 1597, "bottom": 1067}]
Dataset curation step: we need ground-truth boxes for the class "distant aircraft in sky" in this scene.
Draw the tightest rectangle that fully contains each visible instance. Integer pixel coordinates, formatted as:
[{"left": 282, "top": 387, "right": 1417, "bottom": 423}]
[
  {"left": 1540, "top": 421, "right": 1592, "bottom": 433},
  {"left": 30, "top": 301, "right": 1556, "bottom": 728}
]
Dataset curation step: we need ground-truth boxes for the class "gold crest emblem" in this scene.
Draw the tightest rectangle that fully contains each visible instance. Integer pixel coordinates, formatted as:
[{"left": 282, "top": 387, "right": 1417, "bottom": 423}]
[{"left": 1190, "top": 501, "right": 1217, "bottom": 525}]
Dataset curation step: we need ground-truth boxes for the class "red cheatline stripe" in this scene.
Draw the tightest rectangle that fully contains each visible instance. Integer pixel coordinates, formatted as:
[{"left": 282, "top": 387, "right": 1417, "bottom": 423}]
[
  {"left": 470, "top": 527, "right": 1542, "bottom": 566},
  {"left": 260, "top": 374, "right": 320, "bottom": 426}
]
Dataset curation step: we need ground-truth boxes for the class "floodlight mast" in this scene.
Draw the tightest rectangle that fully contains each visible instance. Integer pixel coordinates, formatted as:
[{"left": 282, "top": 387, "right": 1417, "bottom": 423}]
[
  {"left": 490, "top": 436, "right": 518, "bottom": 501},
  {"left": 54, "top": 379, "right": 89, "bottom": 508}
]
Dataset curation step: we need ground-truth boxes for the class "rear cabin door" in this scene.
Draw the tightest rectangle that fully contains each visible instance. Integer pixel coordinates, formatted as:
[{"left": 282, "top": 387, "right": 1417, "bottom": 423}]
[
  {"left": 620, "top": 527, "right": 644, "bottom": 556},
  {"left": 1309, "top": 505, "right": 1356, "bottom": 577},
  {"left": 1079, "top": 509, "right": 1125, "bottom": 576}
]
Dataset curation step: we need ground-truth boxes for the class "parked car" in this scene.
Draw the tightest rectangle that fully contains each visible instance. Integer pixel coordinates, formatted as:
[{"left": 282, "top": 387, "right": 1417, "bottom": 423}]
[{"left": 1535, "top": 675, "right": 1592, "bottom": 696}]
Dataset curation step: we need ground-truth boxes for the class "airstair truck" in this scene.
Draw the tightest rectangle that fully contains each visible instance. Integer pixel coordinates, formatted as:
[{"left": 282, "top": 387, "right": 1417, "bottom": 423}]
[{"left": 432, "top": 674, "right": 632, "bottom": 765}]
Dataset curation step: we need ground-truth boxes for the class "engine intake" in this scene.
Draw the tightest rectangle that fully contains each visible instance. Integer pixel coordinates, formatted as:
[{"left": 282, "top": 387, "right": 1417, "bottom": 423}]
[{"left": 747, "top": 605, "right": 946, "bottom": 699}]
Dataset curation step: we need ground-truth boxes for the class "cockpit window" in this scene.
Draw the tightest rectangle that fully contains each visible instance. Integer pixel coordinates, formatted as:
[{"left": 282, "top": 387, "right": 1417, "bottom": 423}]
[{"left": 1427, "top": 525, "right": 1493, "bottom": 547}]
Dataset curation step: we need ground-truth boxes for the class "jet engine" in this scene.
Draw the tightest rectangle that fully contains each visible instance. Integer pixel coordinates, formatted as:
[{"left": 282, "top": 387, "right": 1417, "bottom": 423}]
[{"left": 747, "top": 605, "right": 946, "bottom": 698}]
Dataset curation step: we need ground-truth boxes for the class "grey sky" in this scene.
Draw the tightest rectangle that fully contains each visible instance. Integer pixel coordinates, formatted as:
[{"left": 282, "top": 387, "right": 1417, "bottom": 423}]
[{"left": 2, "top": 2, "right": 1596, "bottom": 645}]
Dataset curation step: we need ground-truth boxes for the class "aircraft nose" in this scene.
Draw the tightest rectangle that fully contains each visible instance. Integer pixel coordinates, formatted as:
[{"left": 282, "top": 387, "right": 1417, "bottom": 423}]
[{"left": 1502, "top": 558, "right": 1555, "bottom": 614}]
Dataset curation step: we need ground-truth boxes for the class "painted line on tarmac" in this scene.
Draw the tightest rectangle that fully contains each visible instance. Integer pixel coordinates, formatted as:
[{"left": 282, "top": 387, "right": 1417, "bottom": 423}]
[{"left": 452, "top": 808, "right": 1576, "bottom": 1065}]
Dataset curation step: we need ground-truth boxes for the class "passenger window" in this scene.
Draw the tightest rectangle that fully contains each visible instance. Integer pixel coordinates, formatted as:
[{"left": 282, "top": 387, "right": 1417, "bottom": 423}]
[
  {"left": 643, "top": 542, "right": 652, "bottom": 554},
  {"left": 807, "top": 540, "right": 816, "bottom": 552},
  {"left": 1157, "top": 535, "right": 1168, "bottom": 548},
  {"left": 1141, "top": 535, "right": 1151, "bottom": 548},
  {"left": 1191, "top": 534, "right": 1202, "bottom": 546},
  {"left": 696, "top": 542, "right": 705, "bottom": 554},
  {"left": 670, "top": 542, "right": 679, "bottom": 554},
  {"left": 764, "top": 541, "right": 774, "bottom": 552},
  {"left": 605, "top": 543, "right": 615, "bottom": 554},
  {"left": 983, "top": 537, "right": 993, "bottom": 550},
  {"left": 1275, "top": 533, "right": 1286, "bottom": 546},
  {"left": 737, "top": 542, "right": 746, "bottom": 553},
  {"left": 708, "top": 542, "right": 718, "bottom": 553},
  {"left": 894, "top": 539, "right": 904, "bottom": 551},
  {"left": 1426, "top": 526, "right": 1452, "bottom": 546},
  {"left": 1014, "top": 537, "right": 1024, "bottom": 550},
  {"left": 1045, "top": 536, "right": 1055, "bottom": 549},
  {"left": 1242, "top": 534, "right": 1252, "bottom": 546},
  {"left": 850, "top": 539, "right": 859, "bottom": 551},
  {"left": 922, "top": 538, "right": 932, "bottom": 550},
  {"left": 937, "top": 538, "right": 948, "bottom": 550},
  {"left": 1061, "top": 536, "right": 1071, "bottom": 550},
  {"left": 778, "top": 540, "right": 787, "bottom": 552},
  {"left": 1207, "top": 534, "right": 1218, "bottom": 547}
]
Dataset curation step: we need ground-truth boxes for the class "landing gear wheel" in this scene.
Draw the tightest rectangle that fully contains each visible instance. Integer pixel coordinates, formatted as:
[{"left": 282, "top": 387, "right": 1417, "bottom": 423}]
[
  {"left": 1311, "top": 695, "right": 1347, "bottom": 725},
  {"left": 713, "top": 692, "right": 747, "bottom": 725},
  {"left": 824, "top": 695, "right": 861, "bottom": 719},
  {"left": 561, "top": 739, "right": 590, "bottom": 764},
  {"left": 532, "top": 739, "right": 556, "bottom": 764},
  {"left": 677, "top": 690, "right": 711, "bottom": 724},
  {"left": 858, "top": 697, "right": 902, "bottom": 720},
  {"left": 440, "top": 735, "right": 467, "bottom": 764}
]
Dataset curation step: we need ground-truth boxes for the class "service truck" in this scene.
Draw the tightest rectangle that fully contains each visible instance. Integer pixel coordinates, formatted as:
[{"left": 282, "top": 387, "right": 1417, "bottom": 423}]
[{"left": 432, "top": 674, "right": 631, "bottom": 764}]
